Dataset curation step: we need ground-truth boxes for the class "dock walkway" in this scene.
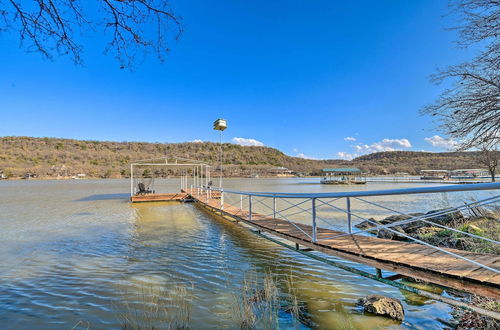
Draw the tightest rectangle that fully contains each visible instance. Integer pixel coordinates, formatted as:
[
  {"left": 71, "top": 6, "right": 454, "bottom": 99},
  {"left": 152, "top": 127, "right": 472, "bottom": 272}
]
[{"left": 184, "top": 188, "right": 500, "bottom": 299}]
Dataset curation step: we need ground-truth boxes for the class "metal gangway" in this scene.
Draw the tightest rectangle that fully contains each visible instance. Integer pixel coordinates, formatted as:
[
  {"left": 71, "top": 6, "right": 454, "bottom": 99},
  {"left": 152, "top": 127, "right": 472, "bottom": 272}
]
[{"left": 183, "top": 182, "right": 500, "bottom": 318}]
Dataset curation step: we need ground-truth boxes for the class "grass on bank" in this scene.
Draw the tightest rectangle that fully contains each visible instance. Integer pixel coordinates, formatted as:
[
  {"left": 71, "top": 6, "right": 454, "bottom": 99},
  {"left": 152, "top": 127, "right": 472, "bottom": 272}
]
[
  {"left": 415, "top": 208, "right": 500, "bottom": 254},
  {"left": 116, "top": 270, "right": 334, "bottom": 329},
  {"left": 226, "top": 271, "right": 322, "bottom": 329},
  {"left": 118, "top": 284, "right": 192, "bottom": 329},
  {"left": 408, "top": 205, "right": 500, "bottom": 329}
]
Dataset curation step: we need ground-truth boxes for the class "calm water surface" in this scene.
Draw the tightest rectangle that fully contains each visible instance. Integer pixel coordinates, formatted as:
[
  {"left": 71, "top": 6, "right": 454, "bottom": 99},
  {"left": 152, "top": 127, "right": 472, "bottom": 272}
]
[{"left": 0, "top": 178, "right": 497, "bottom": 329}]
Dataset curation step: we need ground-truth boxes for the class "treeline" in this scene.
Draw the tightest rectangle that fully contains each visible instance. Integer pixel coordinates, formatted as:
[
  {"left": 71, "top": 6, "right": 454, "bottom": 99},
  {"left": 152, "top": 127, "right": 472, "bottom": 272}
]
[{"left": 0, "top": 136, "right": 490, "bottom": 178}]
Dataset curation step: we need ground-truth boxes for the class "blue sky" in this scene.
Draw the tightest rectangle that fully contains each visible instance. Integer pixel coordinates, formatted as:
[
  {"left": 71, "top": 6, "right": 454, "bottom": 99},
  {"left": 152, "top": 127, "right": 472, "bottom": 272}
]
[{"left": 0, "top": 1, "right": 473, "bottom": 159}]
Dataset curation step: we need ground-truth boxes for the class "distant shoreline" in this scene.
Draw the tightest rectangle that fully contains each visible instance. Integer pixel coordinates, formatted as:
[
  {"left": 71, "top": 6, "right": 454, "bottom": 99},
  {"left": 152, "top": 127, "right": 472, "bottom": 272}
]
[
  {"left": 0, "top": 175, "right": 320, "bottom": 181},
  {"left": 1, "top": 136, "right": 493, "bottom": 180}
]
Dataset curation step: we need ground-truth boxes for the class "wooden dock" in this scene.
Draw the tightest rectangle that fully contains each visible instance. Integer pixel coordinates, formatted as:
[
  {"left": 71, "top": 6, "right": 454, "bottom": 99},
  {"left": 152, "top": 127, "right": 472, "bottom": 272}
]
[
  {"left": 130, "top": 193, "right": 190, "bottom": 203},
  {"left": 184, "top": 188, "right": 500, "bottom": 300},
  {"left": 130, "top": 191, "right": 221, "bottom": 203}
]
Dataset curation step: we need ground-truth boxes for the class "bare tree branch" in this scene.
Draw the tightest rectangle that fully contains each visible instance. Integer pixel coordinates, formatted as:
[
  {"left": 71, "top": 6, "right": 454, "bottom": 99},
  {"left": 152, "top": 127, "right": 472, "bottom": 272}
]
[
  {"left": 0, "top": 0, "right": 183, "bottom": 68},
  {"left": 422, "top": 0, "right": 500, "bottom": 150},
  {"left": 477, "top": 147, "right": 499, "bottom": 181}
]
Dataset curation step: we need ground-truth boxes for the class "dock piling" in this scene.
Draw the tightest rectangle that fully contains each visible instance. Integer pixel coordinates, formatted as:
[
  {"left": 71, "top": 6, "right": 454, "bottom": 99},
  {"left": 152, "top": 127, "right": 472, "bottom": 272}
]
[{"left": 312, "top": 198, "right": 317, "bottom": 242}]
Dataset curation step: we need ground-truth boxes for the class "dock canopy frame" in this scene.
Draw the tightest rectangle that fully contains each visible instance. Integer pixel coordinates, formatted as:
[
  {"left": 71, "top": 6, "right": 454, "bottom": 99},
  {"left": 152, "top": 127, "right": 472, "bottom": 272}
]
[
  {"left": 130, "top": 157, "right": 211, "bottom": 198},
  {"left": 419, "top": 170, "right": 450, "bottom": 180},
  {"left": 450, "top": 169, "right": 490, "bottom": 179},
  {"left": 321, "top": 168, "right": 365, "bottom": 184}
]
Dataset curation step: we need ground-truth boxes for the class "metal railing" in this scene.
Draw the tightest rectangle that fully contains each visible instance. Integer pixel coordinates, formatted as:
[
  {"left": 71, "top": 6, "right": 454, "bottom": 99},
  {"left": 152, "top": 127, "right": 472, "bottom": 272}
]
[
  {"left": 364, "top": 176, "right": 492, "bottom": 184},
  {"left": 194, "top": 182, "right": 500, "bottom": 274}
]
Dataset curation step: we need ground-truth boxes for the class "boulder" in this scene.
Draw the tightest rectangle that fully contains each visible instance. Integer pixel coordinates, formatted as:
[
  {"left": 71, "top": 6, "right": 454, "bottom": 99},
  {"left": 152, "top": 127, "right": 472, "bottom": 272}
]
[
  {"left": 355, "top": 218, "right": 380, "bottom": 230},
  {"left": 380, "top": 213, "right": 424, "bottom": 225},
  {"left": 380, "top": 213, "right": 427, "bottom": 233},
  {"left": 379, "top": 214, "right": 411, "bottom": 225},
  {"left": 377, "top": 226, "right": 408, "bottom": 241},
  {"left": 415, "top": 226, "right": 442, "bottom": 238},
  {"left": 425, "top": 210, "right": 463, "bottom": 226},
  {"left": 357, "top": 210, "right": 463, "bottom": 241},
  {"left": 357, "top": 295, "right": 404, "bottom": 321}
]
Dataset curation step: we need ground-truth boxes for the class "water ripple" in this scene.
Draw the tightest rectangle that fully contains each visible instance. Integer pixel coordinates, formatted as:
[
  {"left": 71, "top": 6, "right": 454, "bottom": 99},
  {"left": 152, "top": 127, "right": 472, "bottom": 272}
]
[{"left": 0, "top": 179, "right": 462, "bottom": 329}]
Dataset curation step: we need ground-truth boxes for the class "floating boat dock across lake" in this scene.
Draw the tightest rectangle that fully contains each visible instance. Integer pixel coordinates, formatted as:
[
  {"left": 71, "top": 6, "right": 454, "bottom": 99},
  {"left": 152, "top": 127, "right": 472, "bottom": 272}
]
[{"left": 320, "top": 167, "right": 366, "bottom": 184}]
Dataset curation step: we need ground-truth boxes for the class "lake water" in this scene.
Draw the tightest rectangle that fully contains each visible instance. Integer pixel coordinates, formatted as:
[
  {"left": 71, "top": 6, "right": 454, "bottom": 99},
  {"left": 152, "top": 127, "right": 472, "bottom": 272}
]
[{"left": 0, "top": 178, "right": 498, "bottom": 329}]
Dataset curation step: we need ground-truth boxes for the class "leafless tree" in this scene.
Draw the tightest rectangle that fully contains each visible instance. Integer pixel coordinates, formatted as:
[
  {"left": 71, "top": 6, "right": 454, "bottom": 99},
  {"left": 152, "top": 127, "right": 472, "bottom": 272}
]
[
  {"left": 478, "top": 147, "right": 498, "bottom": 181},
  {"left": 422, "top": 0, "right": 499, "bottom": 150},
  {"left": 0, "top": 0, "right": 182, "bottom": 68}
]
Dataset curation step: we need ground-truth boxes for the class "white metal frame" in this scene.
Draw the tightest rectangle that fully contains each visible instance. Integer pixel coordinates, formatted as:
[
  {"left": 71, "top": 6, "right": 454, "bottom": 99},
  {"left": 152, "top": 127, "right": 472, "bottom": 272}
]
[{"left": 130, "top": 157, "right": 211, "bottom": 196}]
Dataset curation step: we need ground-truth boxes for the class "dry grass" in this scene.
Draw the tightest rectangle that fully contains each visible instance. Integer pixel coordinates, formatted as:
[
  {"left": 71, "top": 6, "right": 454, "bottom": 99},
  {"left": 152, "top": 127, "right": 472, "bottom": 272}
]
[
  {"left": 454, "top": 296, "right": 500, "bottom": 330},
  {"left": 226, "top": 270, "right": 313, "bottom": 329},
  {"left": 117, "top": 283, "right": 192, "bottom": 329},
  {"left": 229, "top": 271, "right": 281, "bottom": 329},
  {"left": 415, "top": 204, "right": 500, "bottom": 328},
  {"left": 116, "top": 272, "right": 309, "bottom": 329},
  {"left": 416, "top": 217, "right": 500, "bottom": 254}
]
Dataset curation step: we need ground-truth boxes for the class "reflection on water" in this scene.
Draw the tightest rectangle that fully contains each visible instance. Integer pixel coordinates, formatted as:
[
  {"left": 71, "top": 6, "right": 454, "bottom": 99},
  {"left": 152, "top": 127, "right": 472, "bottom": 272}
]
[
  {"left": 75, "top": 193, "right": 131, "bottom": 202},
  {"left": 1, "top": 178, "right": 493, "bottom": 328}
]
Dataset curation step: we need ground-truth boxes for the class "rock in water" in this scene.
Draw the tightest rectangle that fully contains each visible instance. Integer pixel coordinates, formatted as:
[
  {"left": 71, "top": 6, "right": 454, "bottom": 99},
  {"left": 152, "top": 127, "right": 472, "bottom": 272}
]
[{"left": 357, "top": 295, "right": 404, "bottom": 321}]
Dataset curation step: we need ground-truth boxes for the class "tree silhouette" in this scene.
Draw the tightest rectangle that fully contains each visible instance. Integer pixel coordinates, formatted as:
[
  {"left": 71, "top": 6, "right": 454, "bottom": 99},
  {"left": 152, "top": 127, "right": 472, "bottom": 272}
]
[
  {"left": 422, "top": 0, "right": 499, "bottom": 150},
  {"left": 1, "top": 0, "right": 182, "bottom": 68}
]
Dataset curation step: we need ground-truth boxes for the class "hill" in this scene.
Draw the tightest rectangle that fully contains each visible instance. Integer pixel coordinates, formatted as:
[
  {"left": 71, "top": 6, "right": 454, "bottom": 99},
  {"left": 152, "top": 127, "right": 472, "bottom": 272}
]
[
  {"left": 0, "top": 136, "right": 489, "bottom": 179},
  {"left": 350, "top": 151, "right": 490, "bottom": 175}
]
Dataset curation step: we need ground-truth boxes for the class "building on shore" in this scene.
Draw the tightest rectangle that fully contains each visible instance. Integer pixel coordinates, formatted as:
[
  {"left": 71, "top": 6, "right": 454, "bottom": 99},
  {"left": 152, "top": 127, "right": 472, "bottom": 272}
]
[
  {"left": 270, "top": 166, "right": 294, "bottom": 177},
  {"left": 419, "top": 170, "right": 450, "bottom": 180},
  {"left": 320, "top": 168, "right": 366, "bottom": 184},
  {"left": 419, "top": 169, "right": 494, "bottom": 181},
  {"left": 22, "top": 172, "right": 37, "bottom": 180},
  {"left": 450, "top": 169, "right": 490, "bottom": 179}
]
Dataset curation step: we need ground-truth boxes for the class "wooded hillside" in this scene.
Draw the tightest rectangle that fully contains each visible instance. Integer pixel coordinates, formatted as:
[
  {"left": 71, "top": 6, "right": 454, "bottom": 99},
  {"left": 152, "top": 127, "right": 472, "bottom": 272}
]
[{"left": 0, "top": 136, "right": 490, "bottom": 178}]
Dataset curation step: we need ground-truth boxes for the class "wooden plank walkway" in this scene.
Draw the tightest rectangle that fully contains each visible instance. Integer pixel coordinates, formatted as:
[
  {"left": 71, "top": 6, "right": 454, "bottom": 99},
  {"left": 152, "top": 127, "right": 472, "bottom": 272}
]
[
  {"left": 130, "top": 193, "right": 190, "bottom": 203},
  {"left": 184, "top": 189, "right": 500, "bottom": 299}
]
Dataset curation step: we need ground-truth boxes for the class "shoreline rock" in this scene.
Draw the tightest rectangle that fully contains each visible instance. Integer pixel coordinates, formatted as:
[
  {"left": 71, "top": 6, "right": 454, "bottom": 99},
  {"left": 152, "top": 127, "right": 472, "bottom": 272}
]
[
  {"left": 355, "top": 210, "right": 464, "bottom": 241},
  {"left": 357, "top": 295, "right": 405, "bottom": 321}
]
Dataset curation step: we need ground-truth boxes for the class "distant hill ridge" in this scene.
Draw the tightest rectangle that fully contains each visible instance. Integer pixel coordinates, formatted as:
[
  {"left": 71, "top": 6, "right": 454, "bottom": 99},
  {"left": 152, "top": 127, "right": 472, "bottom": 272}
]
[{"left": 0, "top": 136, "right": 487, "bottom": 178}]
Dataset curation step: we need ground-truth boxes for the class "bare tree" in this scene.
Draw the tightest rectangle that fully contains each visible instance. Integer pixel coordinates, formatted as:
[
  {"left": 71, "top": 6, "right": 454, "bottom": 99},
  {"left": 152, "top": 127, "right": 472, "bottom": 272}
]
[
  {"left": 478, "top": 147, "right": 498, "bottom": 181},
  {"left": 422, "top": 0, "right": 499, "bottom": 150},
  {"left": 0, "top": 0, "right": 183, "bottom": 68}
]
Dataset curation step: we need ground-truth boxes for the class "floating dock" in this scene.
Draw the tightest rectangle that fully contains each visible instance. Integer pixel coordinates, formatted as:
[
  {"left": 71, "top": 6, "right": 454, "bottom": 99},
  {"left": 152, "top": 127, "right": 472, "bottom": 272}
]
[
  {"left": 130, "top": 191, "right": 221, "bottom": 203},
  {"left": 183, "top": 188, "right": 500, "bottom": 300},
  {"left": 130, "top": 193, "right": 191, "bottom": 203}
]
